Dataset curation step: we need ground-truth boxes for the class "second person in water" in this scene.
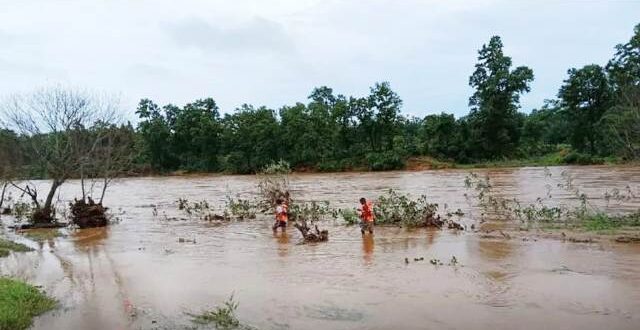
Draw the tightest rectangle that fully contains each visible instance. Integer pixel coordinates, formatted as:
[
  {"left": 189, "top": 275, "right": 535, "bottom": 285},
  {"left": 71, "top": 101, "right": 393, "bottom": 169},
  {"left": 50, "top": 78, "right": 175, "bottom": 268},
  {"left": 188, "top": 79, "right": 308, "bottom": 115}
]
[
  {"left": 273, "top": 198, "right": 288, "bottom": 232},
  {"left": 358, "top": 197, "right": 374, "bottom": 236}
]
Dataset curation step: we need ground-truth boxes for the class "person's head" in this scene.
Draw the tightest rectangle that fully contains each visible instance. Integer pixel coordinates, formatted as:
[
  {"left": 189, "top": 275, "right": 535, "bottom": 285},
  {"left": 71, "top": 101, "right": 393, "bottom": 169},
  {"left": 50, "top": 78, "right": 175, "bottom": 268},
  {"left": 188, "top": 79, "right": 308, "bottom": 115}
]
[
  {"left": 276, "top": 199, "right": 283, "bottom": 205},
  {"left": 359, "top": 197, "right": 366, "bottom": 205}
]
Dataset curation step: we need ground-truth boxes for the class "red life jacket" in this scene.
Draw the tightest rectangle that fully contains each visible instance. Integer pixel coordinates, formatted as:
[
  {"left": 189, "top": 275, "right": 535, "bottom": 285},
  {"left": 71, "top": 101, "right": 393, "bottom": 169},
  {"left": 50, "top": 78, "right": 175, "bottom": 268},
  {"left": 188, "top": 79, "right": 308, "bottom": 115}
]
[
  {"left": 361, "top": 201, "right": 374, "bottom": 222},
  {"left": 276, "top": 203, "right": 288, "bottom": 222}
]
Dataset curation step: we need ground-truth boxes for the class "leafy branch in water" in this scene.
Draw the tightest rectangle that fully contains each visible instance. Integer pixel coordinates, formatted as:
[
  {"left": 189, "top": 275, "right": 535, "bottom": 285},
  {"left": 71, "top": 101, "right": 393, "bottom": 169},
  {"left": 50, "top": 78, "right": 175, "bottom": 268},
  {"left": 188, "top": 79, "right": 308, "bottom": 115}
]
[
  {"left": 224, "top": 197, "right": 258, "bottom": 220},
  {"left": 340, "top": 208, "right": 359, "bottom": 225},
  {"left": 374, "top": 189, "right": 446, "bottom": 228},
  {"left": 289, "top": 200, "right": 336, "bottom": 222}
]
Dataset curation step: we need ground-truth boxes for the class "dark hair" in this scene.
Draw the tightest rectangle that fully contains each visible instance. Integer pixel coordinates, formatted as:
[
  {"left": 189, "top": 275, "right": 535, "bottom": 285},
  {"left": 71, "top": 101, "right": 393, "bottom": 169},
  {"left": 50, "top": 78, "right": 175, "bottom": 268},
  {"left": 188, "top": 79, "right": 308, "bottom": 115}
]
[
  {"left": 359, "top": 198, "right": 366, "bottom": 204},
  {"left": 276, "top": 199, "right": 283, "bottom": 205}
]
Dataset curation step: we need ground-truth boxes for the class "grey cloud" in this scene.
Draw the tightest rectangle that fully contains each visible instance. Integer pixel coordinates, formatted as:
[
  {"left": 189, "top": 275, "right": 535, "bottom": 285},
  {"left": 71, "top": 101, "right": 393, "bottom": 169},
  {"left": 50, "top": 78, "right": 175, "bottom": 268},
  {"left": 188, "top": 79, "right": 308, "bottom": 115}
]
[{"left": 164, "top": 16, "right": 294, "bottom": 54}]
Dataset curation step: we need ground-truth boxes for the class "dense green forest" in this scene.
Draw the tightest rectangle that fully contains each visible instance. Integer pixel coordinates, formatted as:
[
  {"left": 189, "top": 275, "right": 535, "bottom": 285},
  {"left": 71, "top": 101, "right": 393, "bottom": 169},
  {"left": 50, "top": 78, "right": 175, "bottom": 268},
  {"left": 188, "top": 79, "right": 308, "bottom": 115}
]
[{"left": 2, "top": 24, "right": 640, "bottom": 176}]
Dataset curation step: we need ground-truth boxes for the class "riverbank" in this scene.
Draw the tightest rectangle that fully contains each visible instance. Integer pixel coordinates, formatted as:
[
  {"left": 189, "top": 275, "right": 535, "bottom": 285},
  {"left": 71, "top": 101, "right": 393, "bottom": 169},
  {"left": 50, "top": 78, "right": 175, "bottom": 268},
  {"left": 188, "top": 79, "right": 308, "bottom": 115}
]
[{"left": 0, "top": 277, "right": 56, "bottom": 330}]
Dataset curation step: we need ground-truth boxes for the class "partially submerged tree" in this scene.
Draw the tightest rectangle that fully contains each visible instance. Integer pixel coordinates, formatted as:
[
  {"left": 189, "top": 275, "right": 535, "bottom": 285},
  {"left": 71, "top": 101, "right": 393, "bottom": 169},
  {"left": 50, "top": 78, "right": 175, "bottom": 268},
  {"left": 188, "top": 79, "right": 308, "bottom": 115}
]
[{"left": 1, "top": 86, "right": 120, "bottom": 224}]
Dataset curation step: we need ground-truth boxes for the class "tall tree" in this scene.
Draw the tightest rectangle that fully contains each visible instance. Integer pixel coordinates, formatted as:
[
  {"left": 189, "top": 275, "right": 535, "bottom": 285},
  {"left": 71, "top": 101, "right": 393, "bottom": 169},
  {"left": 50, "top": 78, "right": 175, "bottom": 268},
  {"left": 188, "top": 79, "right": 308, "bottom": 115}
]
[
  {"left": 468, "top": 36, "right": 534, "bottom": 159},
  {"left": 558, "top": 65, "right": 612, "bottom": 154},
  {"left": 600, "top": 85, "right": 640, "bottom": 160},
  {"left": 173, "top": 98, "right": 221, "bottom": 171},
  {"left": 420, "top": 113, "right": 459, "bottom": 159},
  {"left": 135, "top": 99, "right": 176, "bottom": 170},
  {"left": 606, "top": 23, "right": 640, "bottom": 91},
  {"left": 221, "top": 105, "right": 280, "bottom": 173}
]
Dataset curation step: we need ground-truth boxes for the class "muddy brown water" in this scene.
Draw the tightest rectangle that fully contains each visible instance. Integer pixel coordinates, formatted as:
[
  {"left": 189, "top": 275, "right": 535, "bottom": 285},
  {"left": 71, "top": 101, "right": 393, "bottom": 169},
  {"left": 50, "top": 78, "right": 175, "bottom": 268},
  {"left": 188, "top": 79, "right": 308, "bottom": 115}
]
[{"left": 1, "top": 166, "right": 640, "bottom": 330}]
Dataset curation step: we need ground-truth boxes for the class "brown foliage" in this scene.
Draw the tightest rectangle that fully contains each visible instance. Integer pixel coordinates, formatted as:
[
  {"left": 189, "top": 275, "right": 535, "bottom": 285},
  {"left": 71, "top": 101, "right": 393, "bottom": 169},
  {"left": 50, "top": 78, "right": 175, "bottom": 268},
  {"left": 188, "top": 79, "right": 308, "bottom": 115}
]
[{"left": 69, "top": 198, "right": 109, "bottom": 228}]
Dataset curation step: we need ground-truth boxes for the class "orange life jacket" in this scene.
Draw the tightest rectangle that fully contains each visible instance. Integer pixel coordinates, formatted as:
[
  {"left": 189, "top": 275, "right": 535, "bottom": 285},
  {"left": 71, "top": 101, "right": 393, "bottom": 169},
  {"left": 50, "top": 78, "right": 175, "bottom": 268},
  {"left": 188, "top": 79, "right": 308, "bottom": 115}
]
[
  {"left": 276, "top": 203, "right": 288, "bottom": 222},
  {"left": 361, "top": 201, "right": 374, "bottom": 222}
]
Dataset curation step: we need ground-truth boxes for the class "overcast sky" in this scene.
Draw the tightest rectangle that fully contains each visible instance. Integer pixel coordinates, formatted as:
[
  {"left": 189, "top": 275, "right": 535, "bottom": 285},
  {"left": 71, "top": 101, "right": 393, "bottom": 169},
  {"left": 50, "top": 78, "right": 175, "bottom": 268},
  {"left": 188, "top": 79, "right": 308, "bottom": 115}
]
[{"left": 1, "top": 0, "right": 638, "bottom": 119}]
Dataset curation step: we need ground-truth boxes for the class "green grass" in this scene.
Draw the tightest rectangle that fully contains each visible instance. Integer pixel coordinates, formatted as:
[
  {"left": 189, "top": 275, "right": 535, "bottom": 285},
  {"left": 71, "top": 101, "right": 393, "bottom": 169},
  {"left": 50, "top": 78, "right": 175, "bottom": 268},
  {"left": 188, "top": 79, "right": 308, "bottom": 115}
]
[
  {"left": 0, "top": 238, "right": 33, "bottom": 258},
  {"left": 189, "top": 295, "right": 255, "bottom": 330},
  {"left": 582, "top": 212, "right": 640, "bottom": 232},
  {"left": 0, "top": 238, "right": 33, "bottom": 259},
  {"left": 0, "top": 278, "right": 56, "bottom": 330}
]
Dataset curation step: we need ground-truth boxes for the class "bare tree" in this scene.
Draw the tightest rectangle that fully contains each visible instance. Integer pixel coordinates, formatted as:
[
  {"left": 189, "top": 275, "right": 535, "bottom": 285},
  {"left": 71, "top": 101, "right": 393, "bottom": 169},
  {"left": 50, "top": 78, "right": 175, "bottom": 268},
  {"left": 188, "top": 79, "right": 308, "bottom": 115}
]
[
  {"left": 1, "top": 86, "right": 120, "bottom": 223},
  {"left": 79, "top": 122, "right": 136, "bottom": 203}
]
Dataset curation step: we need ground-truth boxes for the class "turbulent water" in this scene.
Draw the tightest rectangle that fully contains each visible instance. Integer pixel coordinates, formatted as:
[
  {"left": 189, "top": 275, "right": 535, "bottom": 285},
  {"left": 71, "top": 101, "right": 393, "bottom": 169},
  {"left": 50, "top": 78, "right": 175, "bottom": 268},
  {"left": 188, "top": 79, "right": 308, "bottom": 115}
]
[{"left": 1, "top": 165, "right": 639, "bottom": 330}]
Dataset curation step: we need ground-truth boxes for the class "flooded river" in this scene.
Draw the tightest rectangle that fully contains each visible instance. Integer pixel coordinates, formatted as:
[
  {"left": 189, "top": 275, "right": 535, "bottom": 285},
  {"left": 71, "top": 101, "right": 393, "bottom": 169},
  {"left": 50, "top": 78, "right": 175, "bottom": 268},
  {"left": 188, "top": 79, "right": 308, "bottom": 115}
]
[{"left": 1, "top": 166, "right": 640, "bottom": 329}]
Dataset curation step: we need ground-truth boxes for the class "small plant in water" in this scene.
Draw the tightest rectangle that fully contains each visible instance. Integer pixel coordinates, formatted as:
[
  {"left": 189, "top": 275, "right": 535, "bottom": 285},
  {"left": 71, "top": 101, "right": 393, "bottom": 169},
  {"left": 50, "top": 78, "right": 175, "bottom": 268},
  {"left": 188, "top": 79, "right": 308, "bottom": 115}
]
[{"left": 189, "top": 294, "right": 254, "bottom": 330}]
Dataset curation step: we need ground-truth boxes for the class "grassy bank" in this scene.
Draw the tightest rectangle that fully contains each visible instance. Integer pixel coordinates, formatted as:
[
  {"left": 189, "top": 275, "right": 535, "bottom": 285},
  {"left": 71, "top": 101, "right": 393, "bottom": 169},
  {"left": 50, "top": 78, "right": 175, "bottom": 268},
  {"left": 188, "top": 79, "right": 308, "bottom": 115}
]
[
  {"left": 0, "top": 278, "right": 56, "bottom": 330},
  {"left": 406, "top": 150, "right": 626, "bottom": 171},
  {"left": 0, "top": 238, "right": 33, "bottom": 258}
]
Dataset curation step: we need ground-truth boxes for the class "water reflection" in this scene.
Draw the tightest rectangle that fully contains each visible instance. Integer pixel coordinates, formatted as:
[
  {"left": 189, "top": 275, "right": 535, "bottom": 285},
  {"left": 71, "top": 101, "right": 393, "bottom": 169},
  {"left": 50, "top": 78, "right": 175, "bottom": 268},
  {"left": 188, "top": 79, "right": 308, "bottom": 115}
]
[
  {"left": 362, "top": 235, "right": 374, "bottom": 265},
  {"left": 274, "top": 230, "right": 290, "bottom": 257},
  {"left": 72, "top": 227, "right": 109, "bottom": 252}
]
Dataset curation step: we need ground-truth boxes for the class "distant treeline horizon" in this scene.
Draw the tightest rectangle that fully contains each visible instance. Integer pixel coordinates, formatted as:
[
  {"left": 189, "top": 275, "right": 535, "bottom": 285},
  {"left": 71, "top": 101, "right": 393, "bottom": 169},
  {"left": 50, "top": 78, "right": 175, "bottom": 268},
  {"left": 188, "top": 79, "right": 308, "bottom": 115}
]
[{"left": 2, "top": 23, "right": 639, "bottom": 176}]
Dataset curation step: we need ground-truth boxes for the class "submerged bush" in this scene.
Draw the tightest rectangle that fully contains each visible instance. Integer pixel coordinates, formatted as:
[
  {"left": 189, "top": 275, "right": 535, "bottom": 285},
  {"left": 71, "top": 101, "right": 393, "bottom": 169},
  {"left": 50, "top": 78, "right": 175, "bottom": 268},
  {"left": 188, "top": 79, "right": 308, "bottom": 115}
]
[
  {"left": 464, "top": 170, "right": 640, "bottom": 229},
  {"left": 225, "top": 197, "right": 258, "bottom": 220},
  {"left": 374, "top": 189, "right": 440, "bottom": 227},
  {"left": 257, "top": 160, "right": 291, "bottom": 208},
  {"left": 340, "top": 208, "right": 359, "bottom": 225},
  {"left": 289, "top": 201, "right": 336, "bottom": 222}
]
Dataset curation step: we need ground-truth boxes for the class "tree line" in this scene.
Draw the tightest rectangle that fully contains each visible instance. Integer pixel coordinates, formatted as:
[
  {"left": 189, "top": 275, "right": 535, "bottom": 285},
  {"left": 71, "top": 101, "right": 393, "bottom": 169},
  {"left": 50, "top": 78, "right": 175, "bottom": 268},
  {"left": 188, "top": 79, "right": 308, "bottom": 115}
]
[{"left": 2, "top": 23, "right": 640, "bottom": 178}]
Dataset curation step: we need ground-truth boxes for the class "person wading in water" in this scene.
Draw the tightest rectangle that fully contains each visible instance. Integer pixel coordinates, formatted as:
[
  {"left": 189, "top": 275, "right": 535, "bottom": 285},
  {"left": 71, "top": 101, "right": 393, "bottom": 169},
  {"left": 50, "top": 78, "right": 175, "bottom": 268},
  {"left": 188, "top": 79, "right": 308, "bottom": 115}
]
[
  {"left": 273, "top": 198, "right": 288, "bottom": 232},
  {"left": 358, "top": 197, "right": 374, "bottom": 236}
]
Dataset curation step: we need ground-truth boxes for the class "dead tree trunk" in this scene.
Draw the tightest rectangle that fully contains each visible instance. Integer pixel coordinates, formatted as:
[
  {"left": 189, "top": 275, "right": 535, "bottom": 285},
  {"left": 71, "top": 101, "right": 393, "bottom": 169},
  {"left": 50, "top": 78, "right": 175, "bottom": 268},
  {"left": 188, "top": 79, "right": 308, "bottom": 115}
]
[
  {"left": 293, "top": 218, "right": 328, "bottom": 242},
  {"left": 0, "top": 182, "right": 7, "bottom": 210}
]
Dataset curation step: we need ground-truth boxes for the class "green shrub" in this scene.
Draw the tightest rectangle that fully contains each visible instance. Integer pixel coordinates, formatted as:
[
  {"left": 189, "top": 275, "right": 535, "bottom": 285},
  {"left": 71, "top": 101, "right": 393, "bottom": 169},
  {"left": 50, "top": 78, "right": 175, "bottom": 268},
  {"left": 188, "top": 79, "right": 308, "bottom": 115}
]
[
  {"left": 562, "top": 151, "right": 604, "bottom": 165},
  {"left": 340, "top": 208, "right": 359, "bottom": 225},
  {"left": 190, "top": 295, "right": 241, "bottom": 329},
  {"left": 366, "top": 151, "right": 405, "bottom": 171},
  {"left": 316, "top": 160, "right": 340, "bottom": 172}
]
